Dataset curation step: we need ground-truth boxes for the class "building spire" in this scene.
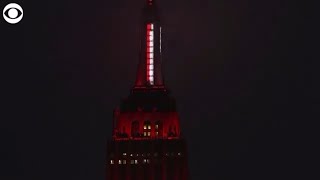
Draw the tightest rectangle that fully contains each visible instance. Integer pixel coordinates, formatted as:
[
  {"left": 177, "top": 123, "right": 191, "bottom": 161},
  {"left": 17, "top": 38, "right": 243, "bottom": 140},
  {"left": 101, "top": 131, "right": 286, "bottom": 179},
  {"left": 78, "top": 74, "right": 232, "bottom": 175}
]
[{"left": 134, "top": 0, "right": 164, "bottom": 89}]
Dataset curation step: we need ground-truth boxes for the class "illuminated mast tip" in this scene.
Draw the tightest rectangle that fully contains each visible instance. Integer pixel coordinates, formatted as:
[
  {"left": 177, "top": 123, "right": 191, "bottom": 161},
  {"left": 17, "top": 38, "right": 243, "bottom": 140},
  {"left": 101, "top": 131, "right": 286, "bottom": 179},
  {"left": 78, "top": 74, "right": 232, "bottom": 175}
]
[
  {"left": 134, "top": 0, "right": 164, "bottom": 88},
  {"left": 146, "top": 22, "right": 154, "bottom": 85}
]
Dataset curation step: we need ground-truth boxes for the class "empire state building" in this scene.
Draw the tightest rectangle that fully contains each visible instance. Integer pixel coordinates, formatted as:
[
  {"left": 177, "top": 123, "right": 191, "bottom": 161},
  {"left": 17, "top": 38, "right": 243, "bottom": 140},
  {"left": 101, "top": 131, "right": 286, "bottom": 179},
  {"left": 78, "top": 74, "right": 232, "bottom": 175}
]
[{"left": 106, "top": 1, "right": 189, "bottom": 179}]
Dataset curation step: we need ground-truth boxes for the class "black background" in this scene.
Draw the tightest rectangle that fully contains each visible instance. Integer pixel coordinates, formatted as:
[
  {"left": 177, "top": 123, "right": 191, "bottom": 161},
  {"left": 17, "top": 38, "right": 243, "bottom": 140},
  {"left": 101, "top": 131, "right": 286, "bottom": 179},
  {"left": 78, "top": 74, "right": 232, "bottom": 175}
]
[{"left": 1, "top": 0, "right": 318, "bottom": 180}]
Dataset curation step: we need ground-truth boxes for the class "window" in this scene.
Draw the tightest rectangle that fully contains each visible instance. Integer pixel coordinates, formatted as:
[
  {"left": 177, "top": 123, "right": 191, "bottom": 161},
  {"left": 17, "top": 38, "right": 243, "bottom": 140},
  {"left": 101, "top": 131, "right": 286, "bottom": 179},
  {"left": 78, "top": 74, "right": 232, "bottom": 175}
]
[
  {"left": 135, "top": 160, "right": 138, "bottom": 164},
  {"left": 123, "top": 153, "right": 126, "bottom": 156},
  {"left": 110, "top": 160, "right": 114, "bottom": 164},
  {"left": 155, "top": 121, "right": 162, "bottom": 137},
  {"left": 168, "top": 125, "right": 177, "bottom": 137},
  {"left": 123, "top": 160, "right": 126, "bottom": 164},
  {"left": 118, "top": 160, "right": 122, "bottom": 164},
  {"left": 143, "top": 121, "right": 151, "bottom": 137},
  {"left": 143, "top": 159, "right": 150, "bottom": 164},
  {"left": 131, "top": 121, "right": 139, "bottom": 137},
  {"left": 131, "top": 160, "right": 134, "bottom": 164}
]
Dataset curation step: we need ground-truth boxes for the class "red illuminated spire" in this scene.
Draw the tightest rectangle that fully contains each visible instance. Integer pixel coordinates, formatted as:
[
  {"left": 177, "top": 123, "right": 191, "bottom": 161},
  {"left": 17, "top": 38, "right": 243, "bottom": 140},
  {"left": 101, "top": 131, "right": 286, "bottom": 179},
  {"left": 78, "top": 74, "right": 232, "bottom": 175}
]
[{"left": 134, "top": 0, "right": 164, "bottom": 88}]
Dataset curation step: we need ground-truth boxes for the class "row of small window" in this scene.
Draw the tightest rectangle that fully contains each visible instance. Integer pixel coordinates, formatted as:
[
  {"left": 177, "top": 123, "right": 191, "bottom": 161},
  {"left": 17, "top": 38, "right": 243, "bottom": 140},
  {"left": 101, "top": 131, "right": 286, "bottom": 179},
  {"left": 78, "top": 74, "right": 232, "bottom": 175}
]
[
  {"left": 120, "top": 152, "right": 181, "bottom": 157},
  {"left": 110, "top": 159, "right": 150, "bottom": 165},
  {"left": 144, "top": 131, "right": 160, "bottom": 137},
  {"left": 143, "top": 124, "right": 159, "bottom": 130},
  {"left": 122, "top": 153, "right": 154, "bottom": 157}
]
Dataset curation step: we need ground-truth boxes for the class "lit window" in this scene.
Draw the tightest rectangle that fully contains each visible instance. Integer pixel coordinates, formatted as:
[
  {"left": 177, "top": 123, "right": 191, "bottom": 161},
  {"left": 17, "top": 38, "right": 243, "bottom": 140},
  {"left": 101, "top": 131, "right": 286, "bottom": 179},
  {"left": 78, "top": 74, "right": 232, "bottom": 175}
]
[
  {"left": 123, "top": 153, "right": 126, "bottom": 156},
  {"left": 155, "top": 124, "right": 158, "bottom": 129},
  {"left": 143, "top": 159, "right": 150, "bottom": 164},
  {"left": 110, "top": 160, "right": 114, "bottom": 164},
  {"left": 144, "top": 121, "right": 151, "bottom": 136},
  {"left": 149, "top": 35, "right": 154, "bottom": 41},
  {"left": 130, "top": 154, "right": 133, "bottom": 157},
  {"left": 155, "top": 131, "right": 158, "bottom": 136},
  {"left": 118, "top": 160, "right": 122, "bottom": 164},
  {"left": 149, "top": 53, "right": 154, "bottom": 58},
  {"left": 151, "top": 24, "right": 154, "bottom": 29},
  {"left": 149, "top": 65, "right": 154, "bottom": 70},
  {"left": 135, "top": 160, "right": 138, "bottom": 164},
  {"left": 136, "top": 154, "right": 139, "bottom": 156},
  {"left": 143, "top": 125, "right": 147, "bottom": 130},
  {"left": 149, "top": 47, "right": 153, "bottom": 52},
  {"left": 123, "top": 160, "right": 126, "bottom": 164},
  {"left": 178, "top": 152, "right": 181, "bottom": 156}
]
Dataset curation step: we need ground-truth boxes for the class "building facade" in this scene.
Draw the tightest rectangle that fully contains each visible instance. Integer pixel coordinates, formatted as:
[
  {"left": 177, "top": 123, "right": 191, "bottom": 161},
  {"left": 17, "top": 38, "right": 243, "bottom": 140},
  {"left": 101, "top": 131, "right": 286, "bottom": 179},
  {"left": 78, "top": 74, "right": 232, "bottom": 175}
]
[{"left": 106, "top": 1, "right": 189, "bottom": 180}]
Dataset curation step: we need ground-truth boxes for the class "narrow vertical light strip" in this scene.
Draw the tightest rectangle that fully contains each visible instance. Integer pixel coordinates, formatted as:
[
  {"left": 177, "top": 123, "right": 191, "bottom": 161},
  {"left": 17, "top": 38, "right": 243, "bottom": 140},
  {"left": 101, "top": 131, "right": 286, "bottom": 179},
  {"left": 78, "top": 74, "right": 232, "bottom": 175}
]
[
  {"left": 146, "top": 23, "right": 154, "bottom": 85},
  {"left": 160, "top": 26, "right": 162, "bottom": 53}
]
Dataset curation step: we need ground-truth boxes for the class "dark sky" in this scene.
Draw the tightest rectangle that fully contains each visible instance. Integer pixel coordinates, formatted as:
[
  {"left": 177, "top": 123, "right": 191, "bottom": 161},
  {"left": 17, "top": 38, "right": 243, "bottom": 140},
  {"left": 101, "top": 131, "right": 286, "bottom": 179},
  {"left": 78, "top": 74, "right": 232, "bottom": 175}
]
[{"left": 1, "top": 0, "right": 318, "bottom": 180}]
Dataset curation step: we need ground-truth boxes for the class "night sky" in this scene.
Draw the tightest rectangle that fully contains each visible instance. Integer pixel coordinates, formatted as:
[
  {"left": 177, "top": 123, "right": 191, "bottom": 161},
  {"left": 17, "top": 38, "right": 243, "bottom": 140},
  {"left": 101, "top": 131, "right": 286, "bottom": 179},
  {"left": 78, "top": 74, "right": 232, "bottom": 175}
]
[{"left": 1, "top": 0, "right": 318, "bottom": 180}]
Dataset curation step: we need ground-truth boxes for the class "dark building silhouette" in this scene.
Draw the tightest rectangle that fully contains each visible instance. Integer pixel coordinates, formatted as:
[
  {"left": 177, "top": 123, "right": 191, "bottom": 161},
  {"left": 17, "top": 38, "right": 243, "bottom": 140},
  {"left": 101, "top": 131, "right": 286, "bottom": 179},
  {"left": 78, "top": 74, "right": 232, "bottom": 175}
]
[{"left": 106, "top": 0, "right": 189, "bottom": 179}]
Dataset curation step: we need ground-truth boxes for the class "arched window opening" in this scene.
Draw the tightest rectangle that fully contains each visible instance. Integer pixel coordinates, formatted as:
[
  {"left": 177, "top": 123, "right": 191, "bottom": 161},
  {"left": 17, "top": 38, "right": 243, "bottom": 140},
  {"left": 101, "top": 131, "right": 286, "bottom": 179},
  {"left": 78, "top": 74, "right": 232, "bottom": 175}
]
[
  {"left": 143, "top": 121, "right": 151, "bottom": 137},
  {"left": 131, "top": 121, "right": 140, "bottom": 137},
  {"left": 155, "top": 120, "right": 163, "bottom": 137},
  {"left": 168, "top": 125, "right": 176, "bottom": 137}
]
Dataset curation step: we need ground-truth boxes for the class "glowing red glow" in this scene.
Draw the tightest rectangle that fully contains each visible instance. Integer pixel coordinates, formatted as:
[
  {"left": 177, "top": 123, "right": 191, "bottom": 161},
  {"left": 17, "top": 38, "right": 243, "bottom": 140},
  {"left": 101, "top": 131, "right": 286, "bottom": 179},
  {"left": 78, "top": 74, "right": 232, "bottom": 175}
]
[{"left": 113, "top": 111, "right": 181, "bottom": 140}]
